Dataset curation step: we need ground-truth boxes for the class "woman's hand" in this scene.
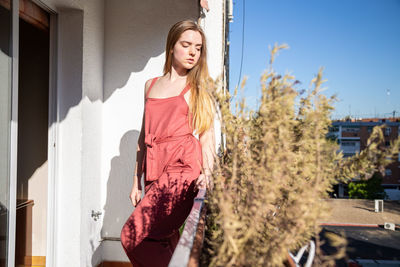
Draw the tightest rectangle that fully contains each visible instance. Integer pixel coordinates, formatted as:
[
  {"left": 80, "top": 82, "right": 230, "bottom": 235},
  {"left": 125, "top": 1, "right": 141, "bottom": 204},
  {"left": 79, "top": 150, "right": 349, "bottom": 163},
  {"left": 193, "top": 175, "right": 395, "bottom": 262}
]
[
  {"left": 196, "top": 173, "right": 213, "bottom": 190},
  {"left": 129, "top": 182, "right": 142, "bottom": 207}
]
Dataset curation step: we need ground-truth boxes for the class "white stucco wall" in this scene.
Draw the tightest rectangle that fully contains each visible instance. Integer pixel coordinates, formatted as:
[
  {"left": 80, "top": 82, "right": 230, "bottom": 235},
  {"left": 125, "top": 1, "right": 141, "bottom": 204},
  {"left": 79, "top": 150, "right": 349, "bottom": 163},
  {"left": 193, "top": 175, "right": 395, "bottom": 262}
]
[
  {"left": 33, "top": 0, "right": 225, "bottom": 265},
  {"left": 80, "top": 0, "right": 105, "bottom": 266},
  {"left": 199, "top": 0, "right": 225, "bottom": 153},
  {"left": 38, "top": 0, "right": 105, "bottom": 266},
  {"left": 55, "top": 9, "right": 84, "bottom": 267},
  {"left": 99, "top": 0, "right": 199, "bottom": 262},
  {"left": 199, "top": 0, "right": 225, "bottom": 81},
  {"left": 99, "top": 1, "right": 225, "bottom": 263}
]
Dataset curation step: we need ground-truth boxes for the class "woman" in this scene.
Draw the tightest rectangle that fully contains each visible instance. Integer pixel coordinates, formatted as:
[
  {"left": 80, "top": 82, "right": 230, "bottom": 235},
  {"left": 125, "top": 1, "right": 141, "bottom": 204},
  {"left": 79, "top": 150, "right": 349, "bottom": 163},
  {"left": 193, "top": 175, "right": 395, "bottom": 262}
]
[{"left": 120, "top": 20, "right": 215, "bottom": 266}]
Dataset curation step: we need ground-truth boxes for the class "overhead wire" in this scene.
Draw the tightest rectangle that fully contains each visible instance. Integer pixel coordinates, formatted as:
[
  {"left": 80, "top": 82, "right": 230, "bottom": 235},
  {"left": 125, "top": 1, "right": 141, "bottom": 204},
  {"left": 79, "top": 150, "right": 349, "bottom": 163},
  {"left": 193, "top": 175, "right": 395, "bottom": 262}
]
[{"left": 235, "top": 0, "right": 245, "bottom": 91}]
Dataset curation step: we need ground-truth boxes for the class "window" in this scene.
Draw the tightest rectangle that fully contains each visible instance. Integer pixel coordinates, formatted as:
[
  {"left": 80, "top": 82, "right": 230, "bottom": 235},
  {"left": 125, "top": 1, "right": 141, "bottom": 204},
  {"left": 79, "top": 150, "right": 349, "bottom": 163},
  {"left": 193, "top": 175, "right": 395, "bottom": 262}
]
[
  {"left": 342, "top": 127, "right": 360, "bottom": 133},
  {"left": 385, "top": 127, "right": 391, "bottom": 136},
  {"left": 382, "top": 185, "right": 399, "bottom": 190},
  {"left": 329, "top": 126, "right": 339, "bottom": 133},
  {"left": 385, "top": 169, "right": 392, "bottom": 176},
  {"left": 367, "top": 126, "right": 373, "bottom": 133},
  {"left": 341, "top": 142, "right": 356, "bottom": 146}
]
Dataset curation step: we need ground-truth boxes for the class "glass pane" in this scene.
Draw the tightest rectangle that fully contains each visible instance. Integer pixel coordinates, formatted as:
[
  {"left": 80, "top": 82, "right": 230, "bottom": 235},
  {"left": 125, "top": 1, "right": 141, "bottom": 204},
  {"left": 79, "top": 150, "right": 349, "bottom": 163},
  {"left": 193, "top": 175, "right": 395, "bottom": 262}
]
[
  {"left": 0, "top": 0, "right": 12, "bottom": 266},
  {"left": 16, "top": 3, "right": 50, "bottom": 264}
]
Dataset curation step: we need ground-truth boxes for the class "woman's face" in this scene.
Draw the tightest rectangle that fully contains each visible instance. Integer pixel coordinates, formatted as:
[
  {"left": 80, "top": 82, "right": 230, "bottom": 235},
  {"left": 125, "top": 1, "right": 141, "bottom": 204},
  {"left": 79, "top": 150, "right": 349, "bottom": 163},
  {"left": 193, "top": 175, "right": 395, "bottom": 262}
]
[{"left": 171, "top": 30, "right": 203, "bottom": 70}]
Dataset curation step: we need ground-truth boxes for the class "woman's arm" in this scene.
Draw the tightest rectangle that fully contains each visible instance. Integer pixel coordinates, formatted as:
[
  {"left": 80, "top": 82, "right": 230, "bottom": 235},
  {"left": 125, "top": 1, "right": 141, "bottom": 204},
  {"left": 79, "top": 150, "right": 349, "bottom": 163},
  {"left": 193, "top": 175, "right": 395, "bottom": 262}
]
[
  {"left": 133, "top": 113, "right": 146, "bottom": 190},
  {"left": 130, "top": 79, "right": 152, "bottom": 206},
  {"left": 199, "top": 123, "right": 215, "bottom": 172},
  {"left": 197, "top": 123, "right": 216, "bottom": 188}
]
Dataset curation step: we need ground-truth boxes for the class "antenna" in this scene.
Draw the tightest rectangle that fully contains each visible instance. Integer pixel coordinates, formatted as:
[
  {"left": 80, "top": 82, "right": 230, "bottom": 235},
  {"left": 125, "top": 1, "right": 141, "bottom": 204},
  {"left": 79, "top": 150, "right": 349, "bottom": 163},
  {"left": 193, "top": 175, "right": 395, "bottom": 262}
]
[{"left": 348, "top": 104, "right": 351, "bottom": 117}]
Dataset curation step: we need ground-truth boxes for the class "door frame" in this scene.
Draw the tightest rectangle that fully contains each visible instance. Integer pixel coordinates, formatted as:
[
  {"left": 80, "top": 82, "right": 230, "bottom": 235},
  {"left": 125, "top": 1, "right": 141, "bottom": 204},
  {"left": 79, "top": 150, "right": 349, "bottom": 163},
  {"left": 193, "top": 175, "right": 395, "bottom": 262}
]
[
  {"left": 45, "top": 5, "right": 58, "bottom": 267},
  {"left": 7, "top": 0, "right": 59, "bottom": 266},
  {"left": 29, "top": 0, "right": 59, "bottom": 266},
  {"left": 8, "top": 0, "right": 19, "bottom": 266}
]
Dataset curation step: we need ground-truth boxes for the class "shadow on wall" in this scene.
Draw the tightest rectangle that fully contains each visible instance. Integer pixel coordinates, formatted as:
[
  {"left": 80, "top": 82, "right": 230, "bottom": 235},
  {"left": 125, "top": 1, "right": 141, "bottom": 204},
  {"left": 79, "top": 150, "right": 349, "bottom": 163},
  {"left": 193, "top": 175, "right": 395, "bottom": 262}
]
[
  {"left": 92, "top": 130, "right": 140, "bottom": 265},
  {"left": 102, "top": 0, "right": 199, "bottom": 102},
  {"left": 54, "top": 0, "right": 199, "bottom": 122},
  {"left": 91, "top": 1, "right": 198, "bottom": 264}
]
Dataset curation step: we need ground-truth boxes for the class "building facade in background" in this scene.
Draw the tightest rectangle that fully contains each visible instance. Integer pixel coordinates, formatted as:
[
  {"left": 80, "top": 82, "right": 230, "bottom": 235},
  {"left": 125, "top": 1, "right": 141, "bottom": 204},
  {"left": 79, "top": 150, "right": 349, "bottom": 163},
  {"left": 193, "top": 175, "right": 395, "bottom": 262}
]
[{"left": 330, "top": 118, "right": 400, "bottom": 200}]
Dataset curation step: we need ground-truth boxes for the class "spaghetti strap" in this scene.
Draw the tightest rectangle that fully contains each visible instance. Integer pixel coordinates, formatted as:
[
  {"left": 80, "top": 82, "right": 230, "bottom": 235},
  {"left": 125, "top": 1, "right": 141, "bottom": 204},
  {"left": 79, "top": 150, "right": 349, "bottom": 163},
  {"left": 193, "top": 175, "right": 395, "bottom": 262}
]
[
  {"left": 179, "top": 83, "right": 191, "bottom": 96},
  {"left": 146, "top": 77, "right": 159, "bottom": 99}
]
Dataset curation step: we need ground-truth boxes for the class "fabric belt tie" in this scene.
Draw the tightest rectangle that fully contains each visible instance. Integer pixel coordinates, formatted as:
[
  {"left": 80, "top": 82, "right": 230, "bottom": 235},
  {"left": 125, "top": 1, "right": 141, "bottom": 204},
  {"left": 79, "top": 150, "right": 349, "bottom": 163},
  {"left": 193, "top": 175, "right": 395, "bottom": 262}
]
[{"left": 144, "top": 133, "right": 193, "bottom": 181}]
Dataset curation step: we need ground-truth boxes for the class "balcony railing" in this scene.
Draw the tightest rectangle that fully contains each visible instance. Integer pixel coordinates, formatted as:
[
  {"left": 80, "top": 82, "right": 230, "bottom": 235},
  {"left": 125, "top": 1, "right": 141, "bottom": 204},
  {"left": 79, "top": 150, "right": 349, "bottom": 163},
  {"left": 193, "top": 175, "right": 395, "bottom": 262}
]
[{"left": 169, "top": 188, "right": 207, "bottom": 267}]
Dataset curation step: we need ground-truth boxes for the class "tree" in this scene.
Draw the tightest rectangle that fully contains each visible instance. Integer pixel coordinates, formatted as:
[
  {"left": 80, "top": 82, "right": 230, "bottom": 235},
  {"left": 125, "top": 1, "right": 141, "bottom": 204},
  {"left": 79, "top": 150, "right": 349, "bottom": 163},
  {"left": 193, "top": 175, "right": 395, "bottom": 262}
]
[{"left": 348, "top": 172, "right": 388, "bottom": 199}]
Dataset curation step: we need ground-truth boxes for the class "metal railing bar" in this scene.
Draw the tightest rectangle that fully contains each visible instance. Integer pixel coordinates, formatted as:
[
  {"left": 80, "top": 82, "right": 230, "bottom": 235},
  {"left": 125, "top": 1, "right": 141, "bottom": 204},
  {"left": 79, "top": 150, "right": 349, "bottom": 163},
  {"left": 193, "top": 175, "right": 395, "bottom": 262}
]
[{"left": 168, "top": 188, "right": 207, "bottom": 267}]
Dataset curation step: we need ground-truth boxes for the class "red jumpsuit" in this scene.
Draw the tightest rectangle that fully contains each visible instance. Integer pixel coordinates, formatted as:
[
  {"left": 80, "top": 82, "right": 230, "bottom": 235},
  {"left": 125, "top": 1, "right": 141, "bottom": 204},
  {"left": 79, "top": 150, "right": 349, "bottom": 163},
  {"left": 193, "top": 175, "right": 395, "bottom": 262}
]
[{"left": 120, "top": 77, "right": 203, "bottom": 266}]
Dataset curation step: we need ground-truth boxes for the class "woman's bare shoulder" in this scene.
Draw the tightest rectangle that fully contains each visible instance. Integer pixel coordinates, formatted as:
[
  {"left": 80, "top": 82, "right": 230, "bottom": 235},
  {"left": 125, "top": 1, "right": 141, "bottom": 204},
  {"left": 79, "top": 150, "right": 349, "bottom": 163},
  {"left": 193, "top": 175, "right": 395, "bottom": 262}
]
[
  {"left": 144, "top": 78, "right": 153, "bottom": 95},
  {"left": 144, "top": 76, "right": 163, "bottom": 94}
]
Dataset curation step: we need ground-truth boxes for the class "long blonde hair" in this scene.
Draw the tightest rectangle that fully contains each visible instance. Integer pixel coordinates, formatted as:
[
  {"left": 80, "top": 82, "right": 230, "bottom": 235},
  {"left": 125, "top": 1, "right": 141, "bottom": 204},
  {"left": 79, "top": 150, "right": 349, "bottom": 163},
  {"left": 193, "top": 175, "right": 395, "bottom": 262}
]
[{"left": 164, "top": 20, "right": 214, "bottom": 135}]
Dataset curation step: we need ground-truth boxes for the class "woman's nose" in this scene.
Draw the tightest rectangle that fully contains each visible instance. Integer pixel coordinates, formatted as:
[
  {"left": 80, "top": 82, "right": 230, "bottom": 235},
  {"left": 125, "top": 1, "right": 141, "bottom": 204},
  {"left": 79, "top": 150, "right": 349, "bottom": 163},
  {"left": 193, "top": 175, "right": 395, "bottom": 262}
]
[{"left": 189, "top": 47, "right": 195, "bottom": 55}]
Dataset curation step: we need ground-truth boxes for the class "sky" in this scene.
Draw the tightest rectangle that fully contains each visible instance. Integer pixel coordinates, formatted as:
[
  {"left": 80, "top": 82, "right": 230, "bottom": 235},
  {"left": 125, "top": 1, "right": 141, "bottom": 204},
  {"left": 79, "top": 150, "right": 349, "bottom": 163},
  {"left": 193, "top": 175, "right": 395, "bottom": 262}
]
[{"left": 228, "top": 0, "right": 400, "bottom": 119}]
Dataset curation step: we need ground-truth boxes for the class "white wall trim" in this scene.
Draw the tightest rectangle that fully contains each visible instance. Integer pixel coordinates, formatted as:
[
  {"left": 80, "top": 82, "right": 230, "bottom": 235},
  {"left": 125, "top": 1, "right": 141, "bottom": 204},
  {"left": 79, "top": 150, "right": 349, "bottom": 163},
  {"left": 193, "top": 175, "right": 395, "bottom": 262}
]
[{"left": 46, "top": 10, "right": 59, "bottom": 267}]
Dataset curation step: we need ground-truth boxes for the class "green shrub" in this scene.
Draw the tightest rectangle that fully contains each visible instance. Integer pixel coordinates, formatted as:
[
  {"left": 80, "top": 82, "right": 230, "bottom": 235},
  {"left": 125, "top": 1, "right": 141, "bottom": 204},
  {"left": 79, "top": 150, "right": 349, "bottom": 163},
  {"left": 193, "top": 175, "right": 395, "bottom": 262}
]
[{"left": 348, "top": 172, "right": 388, "bottom": 199}]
